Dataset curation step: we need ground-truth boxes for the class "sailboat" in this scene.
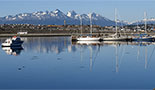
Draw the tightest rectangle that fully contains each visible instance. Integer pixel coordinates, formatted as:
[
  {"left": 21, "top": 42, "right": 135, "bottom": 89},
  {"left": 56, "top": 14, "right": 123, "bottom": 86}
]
[
  {"left": 103, "top": 9, "right": 128, "bottom": 41},
  {"left": 133, "top": 12, "right": 155, "bottom": 42},
  {"left": 76, "top": 14, "right": 101, "bottom": 41}
]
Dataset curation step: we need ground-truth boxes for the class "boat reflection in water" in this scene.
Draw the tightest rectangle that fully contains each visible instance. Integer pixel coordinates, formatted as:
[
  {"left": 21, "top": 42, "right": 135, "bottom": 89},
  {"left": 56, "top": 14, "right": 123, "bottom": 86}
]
[
  {"left": 2, "top": 46, "right": 23, "bottom": 56},
  {"left": 74, "top": 41, "right": 101, "bottom": 71},
  {"left": 73, "top": 41, "right": 121, "bottom": 72},
  {"left": 72, "top": 40, "right": 154, "bottom": 72},
  {"left": 73, "top": 40, "right": 153, "bottom": 46}
]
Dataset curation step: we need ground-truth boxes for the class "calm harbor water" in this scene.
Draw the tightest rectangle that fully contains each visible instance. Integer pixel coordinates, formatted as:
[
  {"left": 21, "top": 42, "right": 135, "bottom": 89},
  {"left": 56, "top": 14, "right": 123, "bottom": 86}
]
[{"left": 0, "top": 37, "right": 155, "bottom": 89}]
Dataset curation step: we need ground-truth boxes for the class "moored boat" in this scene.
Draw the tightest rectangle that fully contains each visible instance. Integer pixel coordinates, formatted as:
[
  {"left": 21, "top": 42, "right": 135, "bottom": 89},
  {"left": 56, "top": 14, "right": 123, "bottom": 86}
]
[
  {"left": 102, "top": 9, "right": 128, "bottom": 41},
  {"left": 73, "top": 13, "right": 101, "bottom": 41},
  {"left": 132, "top": 34, "right": 155, "bottom": 42},
  {"left": 132, "top": 12, "right": 155, "bottom": 42},
  {"left": 77, "top": 36, "right": 101, "bottom": 41},
  {"left": 103, "top": 33, "right": 128, "bottom": 41},
  {"left": 1, "top": 36, "right": 24, "bottom": 47}
]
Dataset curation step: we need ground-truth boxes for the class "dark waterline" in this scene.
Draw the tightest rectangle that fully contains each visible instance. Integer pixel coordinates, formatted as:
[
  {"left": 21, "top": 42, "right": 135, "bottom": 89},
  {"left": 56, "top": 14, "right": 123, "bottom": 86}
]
[{"left": 0, "top": 37, "right": 155, "bottom": 89}]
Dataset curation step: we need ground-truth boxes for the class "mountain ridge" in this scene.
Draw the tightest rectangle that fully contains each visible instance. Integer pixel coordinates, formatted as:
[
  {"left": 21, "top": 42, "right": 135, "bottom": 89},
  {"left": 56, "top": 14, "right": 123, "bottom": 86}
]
[
  {"left": 1, "top": 9, "right": 155, "bottom": 26},
  {"left": 0, "top": 9, "right": 117, "bottom": 26}
]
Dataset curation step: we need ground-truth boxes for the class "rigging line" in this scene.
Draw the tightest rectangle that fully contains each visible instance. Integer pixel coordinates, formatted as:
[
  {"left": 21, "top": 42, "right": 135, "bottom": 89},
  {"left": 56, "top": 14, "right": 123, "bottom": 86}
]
[{"left": 147, "top": 45, "right": 155, "bottom": 67}]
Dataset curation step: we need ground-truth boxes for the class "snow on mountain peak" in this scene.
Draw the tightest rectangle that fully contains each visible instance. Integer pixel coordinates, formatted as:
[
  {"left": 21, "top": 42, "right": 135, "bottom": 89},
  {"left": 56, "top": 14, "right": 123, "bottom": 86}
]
[
  {"left": 54, "top": 9, "right": 62, "bottom": 14},
  {"left": 87, "top": 12, "right": 102, "bottom": 20},
  {"left": 67, "top": 10, "right": 77, "bottom": 18}
]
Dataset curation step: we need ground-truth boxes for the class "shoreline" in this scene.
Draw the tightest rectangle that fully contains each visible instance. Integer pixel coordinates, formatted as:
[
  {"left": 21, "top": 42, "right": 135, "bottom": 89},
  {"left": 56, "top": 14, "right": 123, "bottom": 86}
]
[
  {"left": 0, "top": 33, "right": 71, "bottom": 37},
  {"left": 1, "top": 32, "right": 155, "bottom": 37}
]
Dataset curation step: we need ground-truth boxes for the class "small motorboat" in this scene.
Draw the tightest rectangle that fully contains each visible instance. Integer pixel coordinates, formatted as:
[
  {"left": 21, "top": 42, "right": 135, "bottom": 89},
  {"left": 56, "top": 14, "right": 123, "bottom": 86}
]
[{"left": 1, "top": 36, "right": 24, "bottom": 47}]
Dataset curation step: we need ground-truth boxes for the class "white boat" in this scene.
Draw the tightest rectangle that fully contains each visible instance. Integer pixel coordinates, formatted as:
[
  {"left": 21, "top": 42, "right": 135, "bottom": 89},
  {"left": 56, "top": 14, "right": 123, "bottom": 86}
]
[
  {"left": 76, "top": 14, "right": 101, "bottom": 41},
  {"left": 1, "top": 36, "right": 24, "bottom": 47},
  {"left": 77, "top": 36, "right": 100, "bottom": 41},
  {"left": 102, "top": 9, "right": 128, "bottom": 41}
]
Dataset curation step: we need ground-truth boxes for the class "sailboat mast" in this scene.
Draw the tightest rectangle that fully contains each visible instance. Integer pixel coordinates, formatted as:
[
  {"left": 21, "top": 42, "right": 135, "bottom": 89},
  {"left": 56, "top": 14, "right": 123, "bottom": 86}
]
[
  {"left": 90, "top": 13, "right": 93, "bottom": 36},
  {"left": 80, "top": 16, "right": 83, "bottom": 35},
  {"left": 115, "top": 8, "right": 118, "bottom": 36},
  {"left": 144, "top": 12, "right": 147, "bottom": 34}
]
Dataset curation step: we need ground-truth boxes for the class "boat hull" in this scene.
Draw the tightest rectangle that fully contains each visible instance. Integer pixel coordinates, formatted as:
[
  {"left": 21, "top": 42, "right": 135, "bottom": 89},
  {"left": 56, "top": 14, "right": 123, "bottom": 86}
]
[
  {"left": 103, "top": 37, "right": 128, "bottom": 41},
  {"left": 1, "top": 44, "right": 23, "bottom": 47},
  {"left": 77, "top": 37, "right": 101, "bottom": 41},
  {"left": 132, "top": 37, "right": 155, "bottom": 42},
  {"left": 1, "top": 41, "right": 24, "bottom": 47}
]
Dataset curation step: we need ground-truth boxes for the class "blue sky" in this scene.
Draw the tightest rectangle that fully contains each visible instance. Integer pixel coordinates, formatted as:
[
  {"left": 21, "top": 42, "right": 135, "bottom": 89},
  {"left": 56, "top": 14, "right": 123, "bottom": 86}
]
[{"left": 0, "top": 0, "right": 155, "bottom": 22}]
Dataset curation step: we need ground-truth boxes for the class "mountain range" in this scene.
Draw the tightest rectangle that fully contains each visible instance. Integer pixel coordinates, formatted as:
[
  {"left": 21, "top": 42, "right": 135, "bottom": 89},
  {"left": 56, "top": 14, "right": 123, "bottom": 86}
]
[
  {"left": 130, "top": 18, "right": 155, "bottom": 25},
  {"left": 0, "top": 9, "right": 155, "bottom": 26},
  {"left": 0, "top": 9, "right": 119, "bottom": 26}
]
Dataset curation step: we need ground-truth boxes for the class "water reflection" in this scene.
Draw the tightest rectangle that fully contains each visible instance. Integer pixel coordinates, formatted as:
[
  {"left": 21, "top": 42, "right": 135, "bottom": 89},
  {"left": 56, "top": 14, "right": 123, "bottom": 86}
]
[
  {"left": 0, "top": 37, "right": 74, "bottom": 55},
  {"left": 76, "top": 41, "right": 101, "bottom": 71},
  {"left": 75, "top": 41, "right": 120, "bottom": 72},
  {"left": 1, "top": 37, "right": 154, "bottom": 55},
  {"left": 2, "top": 46, "right": 23, "bottom": 56},
  {"left": 0, "top": 37, "right": 155, "bottom": 71},
  {"left": 73, "top": 40, "right": 155, "bottom": 73},
  {"left": 73, "top": 40, "right": 154, "bottom": 46},
  {"left": 23, "top": 37, "right": 73, "bottom": 54},
  {"left": 0, "top": 37, "right": 155, "bottom": 89}
]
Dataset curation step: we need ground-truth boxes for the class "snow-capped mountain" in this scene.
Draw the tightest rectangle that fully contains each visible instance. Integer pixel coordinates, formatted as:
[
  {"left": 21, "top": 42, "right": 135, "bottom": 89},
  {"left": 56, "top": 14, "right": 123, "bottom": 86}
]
[
  {"left": 130, "top": 18, "right": 155, "bottom": 25},
  {"left": 0, "top": 9, "right": 123, "bottom": 26},
  {"left": 67, "top": 10, "right": 77, "bottom": 18}
]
